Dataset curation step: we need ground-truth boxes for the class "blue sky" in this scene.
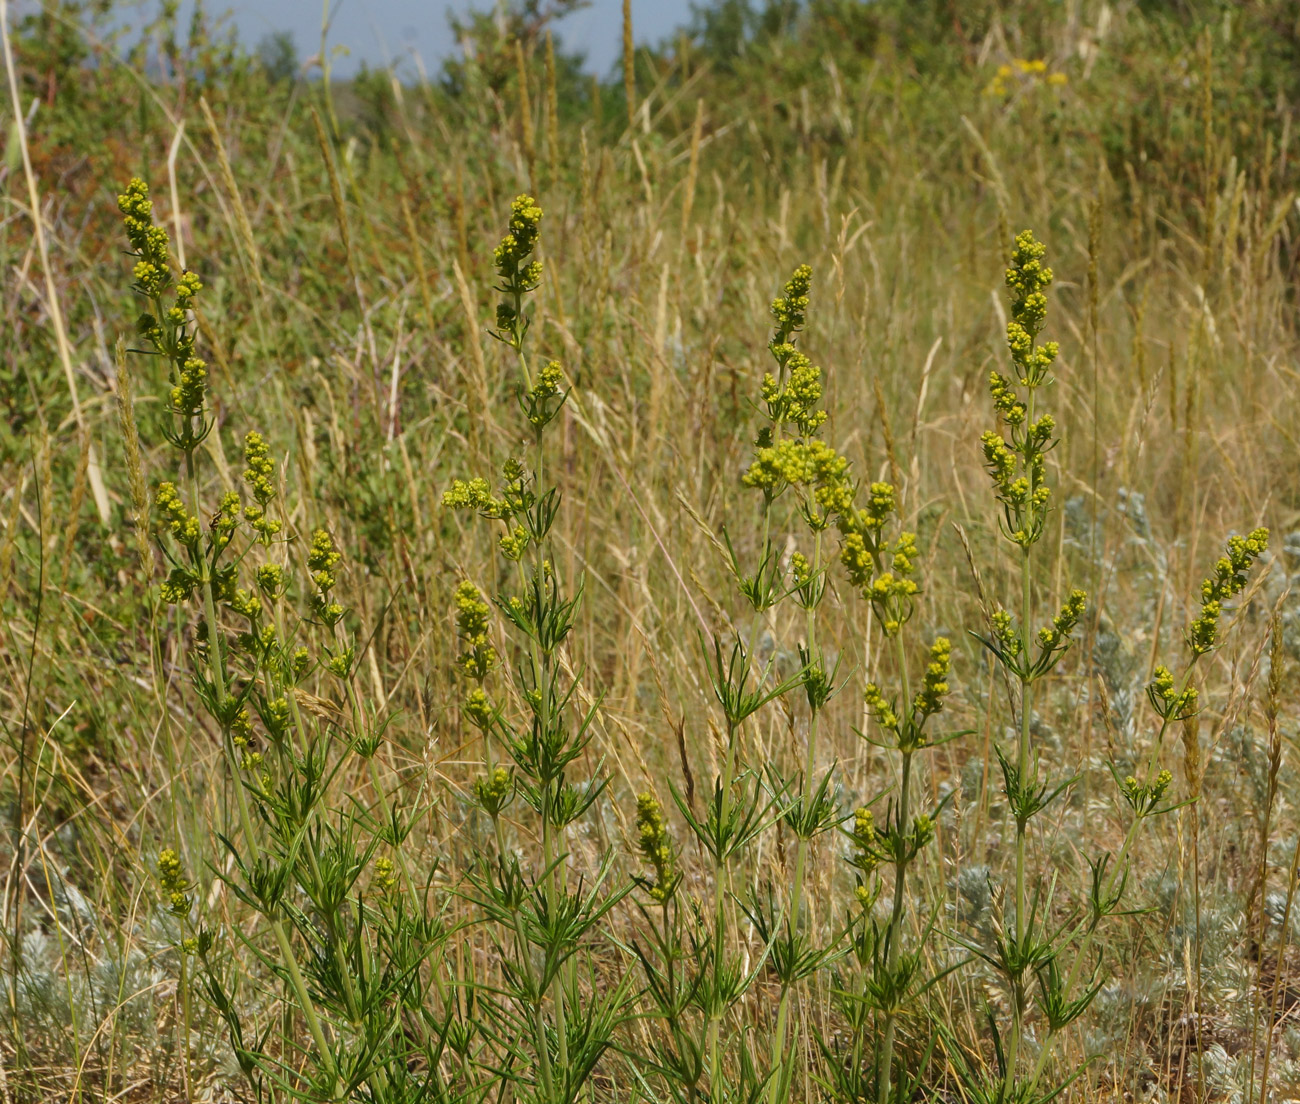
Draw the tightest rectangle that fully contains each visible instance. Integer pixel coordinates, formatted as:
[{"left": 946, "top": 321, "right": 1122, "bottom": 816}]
[{"left": 158, "top": 0, "right": 698, "bottom": 77}]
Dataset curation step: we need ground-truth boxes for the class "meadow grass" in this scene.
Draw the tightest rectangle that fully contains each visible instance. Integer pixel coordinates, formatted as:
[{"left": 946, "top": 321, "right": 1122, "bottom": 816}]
[{"left": 3, "top": 2, "right": 1300, "bottom": 1101}]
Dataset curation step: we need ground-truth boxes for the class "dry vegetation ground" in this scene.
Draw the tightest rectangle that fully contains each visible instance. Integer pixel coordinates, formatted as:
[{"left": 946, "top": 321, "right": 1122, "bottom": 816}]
[{"left": 4, "top": 1, "right": 1300, "bottom": 1101}]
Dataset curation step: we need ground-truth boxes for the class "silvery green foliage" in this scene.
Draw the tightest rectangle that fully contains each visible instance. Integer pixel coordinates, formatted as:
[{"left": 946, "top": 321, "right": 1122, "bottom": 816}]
[
  {"left": 957, "top": 865, "right": 992, "bottom": 925},
  {"left": 0, "top": 905, "right": 198, "bottom": 1087}
]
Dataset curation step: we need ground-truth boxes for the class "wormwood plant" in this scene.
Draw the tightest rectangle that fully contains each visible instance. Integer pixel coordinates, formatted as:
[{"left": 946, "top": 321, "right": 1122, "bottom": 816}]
[
  {"left": 444, "top": 194, "right": 632, "bottom": 1104},
  {"left": 951, "top": 231, "right": 1270, "bottom": 1103},
  {"left": 119, "top": 178, "right": 451, "bottom": 1104}
]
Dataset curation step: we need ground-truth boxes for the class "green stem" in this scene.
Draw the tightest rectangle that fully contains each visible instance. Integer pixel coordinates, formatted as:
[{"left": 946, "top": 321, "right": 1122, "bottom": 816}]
[
  {"left": 1004, "top": 371, "right": 1038, "bottom": 1100},
  {"left": 790, "top": 525, "right": 824, "bottom": 932},
  {"left": 878, "top": 748, "right": 913, "bottom": 1104},
  {"left": 186, "top": 456, "right": 340, "bottom": 1096},
  {"left": 1023, "top": 692, "right": 1186, "bottom": 1099},
  {"left": 532, "top": 416, "right": 571, "bottom": 1089},
  {"left": 275, "top": 601, "right": 380, "bottom": 1052},
  {"left": 179, "top": 950, "right": 192, "bottom": 1099},
  {"left": 188, "top": 458, "right": 256, "bottom": 858},
  {"left": 851, "top": 960, "right": 869, "bottom": 1098},
  {"left": 870, "top": 556, "right": 916, "bottom": 1104},
  {"left": 715, "top": 398, "right": 782, "bottom": 1098},
  {"left": 1016, "top": 544, "right": 1033, "bottom": 948},
  {"left": 769, "top": 525, "right": 825, "bottom": 1097},
  {"left": 496, "top": 815, "right": 556, "bottom": 1102},
  {"left": 271, "top": 915, "right": 339, "bottom": 1091},
  {"left": 708, "top": 716, "right": 741, "bottom": 1102}
]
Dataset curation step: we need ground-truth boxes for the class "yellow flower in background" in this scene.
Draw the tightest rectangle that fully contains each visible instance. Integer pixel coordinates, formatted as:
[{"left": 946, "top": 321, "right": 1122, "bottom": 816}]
[{"left": 986, "top": 58, "right": 1067, "bottom": 97}]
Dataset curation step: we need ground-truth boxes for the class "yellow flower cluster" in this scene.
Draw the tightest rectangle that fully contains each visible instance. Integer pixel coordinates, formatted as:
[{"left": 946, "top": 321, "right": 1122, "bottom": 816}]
[
  {"left": 1188, "top": 528, "right": 1269, "bottom": 655},
  {"left": 525, "top": 360, "right": 567, "bottom": 427},
  {"left": 790, "top": 551, "right": 812, "bottom": 588},
  {"left": 118, "top": 178, "right": 209, "bottom": 424},
  {"left": 493, "top": 194, "right": 543, "bottom": 283},
  {"left": 443, "top": 477, "right": 494, "bottom": 511},
  {"left": 836, "top": 483, "right": 919, "bottom": 626},
  {"left": 242, "top": 432, "right": 282, "bottom": 543},
  {"left": 742, "top": 437, "right": 847, "bottom": 498},
  {"left": 1147, "top": 664, "right": 1198, "bottom": 720},
  {"left": 494, "top": 194, "right": 544, "bottom": 339},
  {"left": 769, "top": 264, "right": 812, "bottom": 338},
  {"left": 155, "top": 482, "right": 199, "bottom": 545},
  {"left": 912, "top": 637, "right": 952, "bottom": 718},
  {"left": 1037, "top": 589, "right": 1087, "bottom": 652},
  {"left": 307, "top": 529, "right": 345, "bottom": 629},
  {"left": 1006, "top": 231, "right": 1059, "bottom": 386},
  {"left": 851, "top": 806, "right": 878, "bottom": 884},
  {"left": 256, "top": 562, "right": 284, "bottom": 597},
  {"left": 373, "top": 856, "right": 398, "bottom": 895},
  {"left": 308, "top": 529, "right": 341, "bottom": 592},
  {"left": 1120, "top": 769, "right": 1173, "bottom": 816},
  {"left": 231, "top": 588, "right": 262, "bottom": 620},
  {"left": 474, "top": 765, "right": 513, "bottom": 817},
  {"left": 980, "top": 231, "right": 1062, "bottom": 550},
  {"left": 465, "top": 687, "right": 494, "bottom": 729},
  {"left": 118, "top": 179, "right": 171, "bottom": 296},
  {"left": 635, "top": 792, "right": 678, "bottom": 903},
  {"left": 986, "top": 58, "right": 1068, "bottom": 97},
  {"left": 498, "top": 524, "right": 530, "bottom": 561},
  {"left": 863, "top": 683, "right": 899, "bottom": 730},
  {"left": 991, "top": 608, "right": 1021, "bottom": 658},
  {"left": 158, "top": 848, "right": 192, "bottom": 918},
  {"left": 759, "top": 347, "right": 828, "bottom": 437},
  {"left": 455, "top": 580, "right": 497, "bottom": 681},
  {"left": 851, "top": 529, "right": 919, "bottom": 635}
]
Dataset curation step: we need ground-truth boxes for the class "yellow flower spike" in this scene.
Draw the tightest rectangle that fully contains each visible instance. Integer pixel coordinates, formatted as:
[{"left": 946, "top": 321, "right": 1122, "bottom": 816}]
[
  {"left": 373, "top": 856, "right": 398, "bottom": 896},
  {"left": 913, "top": 637, "right": 952, "bottom": 717},
  {"left": 634, "top": 792, "right": 678, "bottom": 903},
  {"left": 454, "top": 580, "right": 498, "bottom": 682},
  {"left": 157, "top": 848, "right": 192, "bottom": 918}
]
